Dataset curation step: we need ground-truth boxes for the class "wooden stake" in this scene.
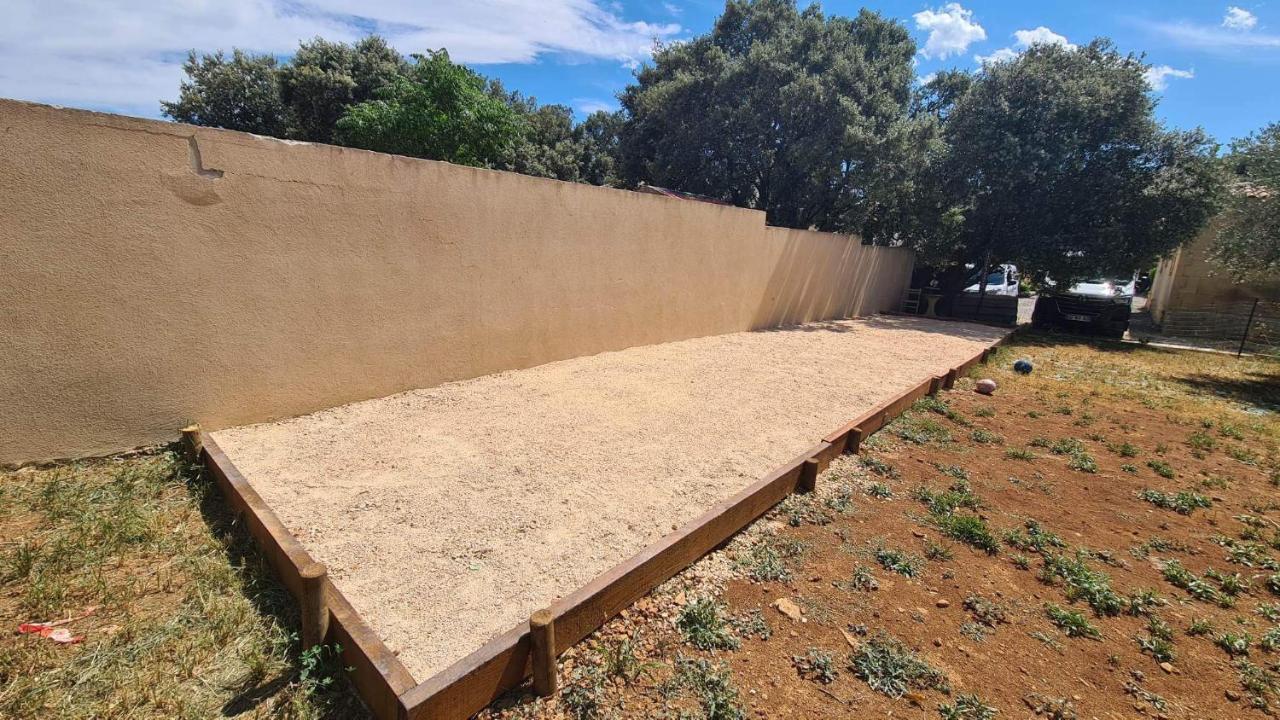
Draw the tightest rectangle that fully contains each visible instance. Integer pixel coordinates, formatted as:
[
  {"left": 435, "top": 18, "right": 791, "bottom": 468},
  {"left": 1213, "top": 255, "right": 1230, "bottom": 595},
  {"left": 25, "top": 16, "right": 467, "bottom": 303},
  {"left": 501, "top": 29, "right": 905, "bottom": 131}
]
[
  {"left": 928, "top": 376, "right": 943, "bottom": 396},
  {"left": 798, "top": 458, "right": 818, "bottom": 494},
  {"left": 180, "top": 424, "right": 202, "bottom": 462},
  {"left": 845, "top": 427, "right": 864, "bottom": 455},
  {"left": 300, "top": 562, "right": 330, "bottom": 650},
  {"left": 530, "top": 609, "right": 558, "bottom": 696},
  {"left": 943, "top": 368, "right": 958, "bottom": 390}
]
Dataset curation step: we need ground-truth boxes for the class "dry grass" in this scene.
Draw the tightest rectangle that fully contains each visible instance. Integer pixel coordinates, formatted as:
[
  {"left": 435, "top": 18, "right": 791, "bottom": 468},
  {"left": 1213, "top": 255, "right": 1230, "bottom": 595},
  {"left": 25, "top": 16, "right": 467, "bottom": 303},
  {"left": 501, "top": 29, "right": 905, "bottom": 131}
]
[{"left": 0, "top": 450, "right": 365, "bottom": 719}]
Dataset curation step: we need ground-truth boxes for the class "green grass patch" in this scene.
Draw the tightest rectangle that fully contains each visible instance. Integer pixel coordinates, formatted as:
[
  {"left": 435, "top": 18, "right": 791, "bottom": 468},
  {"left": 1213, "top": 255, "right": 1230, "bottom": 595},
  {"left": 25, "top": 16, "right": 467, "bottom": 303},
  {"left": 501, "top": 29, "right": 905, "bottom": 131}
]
[
  {"left": 849, "top": 632, "right": 950, "bottom": 698},
  {"left": 872, "top": 542, "right": 924, "bottom": 578},
  {"left": 1045, "top": 603, "right": 1101, "bottom": 639},
  {"left": 677, "top": 597, "right": 740, "bottom": 651},
  {"left": 1138, "top": 488, "right": 1212, "bottom": 515}
]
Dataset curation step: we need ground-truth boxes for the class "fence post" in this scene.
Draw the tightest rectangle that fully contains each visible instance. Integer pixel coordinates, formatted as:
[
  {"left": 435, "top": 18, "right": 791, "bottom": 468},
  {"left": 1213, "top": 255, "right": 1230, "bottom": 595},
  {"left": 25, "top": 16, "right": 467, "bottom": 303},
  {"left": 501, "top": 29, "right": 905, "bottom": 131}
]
[{"left": 1239, "top": 299, "right": 1259, "bottom": 358}]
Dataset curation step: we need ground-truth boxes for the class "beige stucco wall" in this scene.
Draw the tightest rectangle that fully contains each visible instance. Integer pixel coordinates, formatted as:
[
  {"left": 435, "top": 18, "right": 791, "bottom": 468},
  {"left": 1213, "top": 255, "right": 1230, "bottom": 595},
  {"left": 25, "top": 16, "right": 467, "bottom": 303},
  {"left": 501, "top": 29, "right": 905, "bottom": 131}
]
[
  {"left": 1149, "top": 222, "right": 1280, "bottom": 324},
  {"left": 0, "top": 99, "right": 914, "bottom": 465}
]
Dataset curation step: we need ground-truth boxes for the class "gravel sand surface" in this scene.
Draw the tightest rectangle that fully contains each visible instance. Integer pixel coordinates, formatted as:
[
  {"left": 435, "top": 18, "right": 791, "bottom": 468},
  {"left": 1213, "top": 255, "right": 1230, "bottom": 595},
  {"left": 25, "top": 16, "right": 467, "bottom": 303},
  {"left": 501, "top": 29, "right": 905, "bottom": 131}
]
[{"left": 211, "top": 316, "right": 1004, "bottom": 680}]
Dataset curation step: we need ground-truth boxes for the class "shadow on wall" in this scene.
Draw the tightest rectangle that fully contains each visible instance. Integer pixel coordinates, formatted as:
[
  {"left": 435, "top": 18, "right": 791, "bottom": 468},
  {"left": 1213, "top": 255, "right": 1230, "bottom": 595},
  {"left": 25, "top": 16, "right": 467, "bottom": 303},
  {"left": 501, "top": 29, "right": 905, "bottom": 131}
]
[{"left": 751, "top": 228, "right": 910, "bottom": 328}]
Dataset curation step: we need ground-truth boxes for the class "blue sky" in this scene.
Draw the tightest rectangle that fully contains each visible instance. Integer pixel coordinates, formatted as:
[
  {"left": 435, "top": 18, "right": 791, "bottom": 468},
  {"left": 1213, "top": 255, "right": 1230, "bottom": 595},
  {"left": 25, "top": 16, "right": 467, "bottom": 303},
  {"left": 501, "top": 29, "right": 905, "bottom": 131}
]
[{"left": 2, "top": 1, "right": 1277, "bottom": 145}]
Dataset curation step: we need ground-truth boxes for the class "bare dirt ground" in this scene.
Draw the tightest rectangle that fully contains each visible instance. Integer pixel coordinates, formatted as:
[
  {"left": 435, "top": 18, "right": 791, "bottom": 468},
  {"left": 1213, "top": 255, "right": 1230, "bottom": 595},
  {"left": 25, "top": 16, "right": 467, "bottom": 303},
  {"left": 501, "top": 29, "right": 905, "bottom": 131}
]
[
  {"left": 210, "top": 316, "right": 1003, "bottom": 682},
  {"left": 481, "top": 334, "right": 1280, "bottom": 720}
]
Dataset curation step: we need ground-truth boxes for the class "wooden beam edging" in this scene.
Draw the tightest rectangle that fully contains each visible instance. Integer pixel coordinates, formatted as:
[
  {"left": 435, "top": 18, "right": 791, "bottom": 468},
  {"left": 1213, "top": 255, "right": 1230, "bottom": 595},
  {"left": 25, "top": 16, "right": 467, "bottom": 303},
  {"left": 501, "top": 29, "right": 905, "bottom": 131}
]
[
  {"left": 197, "top": 433, "right": 415, "bottom": 720},
  {"left": 821, "top": 331, "right": 1014, "bottom": 454},
  {"left": 821, "top": 373, "right": 936, "bottom": 452},
  {"left": 205, "top": 328, "right": 1018, "bottom": 720},
  {"left": 397, "top": 441, "right": 833, "bottom": 720}
]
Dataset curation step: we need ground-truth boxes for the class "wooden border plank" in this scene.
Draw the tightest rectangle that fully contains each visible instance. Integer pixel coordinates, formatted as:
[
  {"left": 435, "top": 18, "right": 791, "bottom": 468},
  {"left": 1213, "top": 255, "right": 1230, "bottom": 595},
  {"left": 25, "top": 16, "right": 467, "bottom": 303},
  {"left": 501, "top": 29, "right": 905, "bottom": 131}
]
[
  {"left": 200, "top": 435, "right": 414, "bottom": 720},
  {"left": 203, "top": 436, "right": 312, "bottom": 597},
  {"left": 549, "top": 441, "right": 828, "bottom": 650},
  {"left": 398, "top": 623, "right": 531, "bottom": 720}
]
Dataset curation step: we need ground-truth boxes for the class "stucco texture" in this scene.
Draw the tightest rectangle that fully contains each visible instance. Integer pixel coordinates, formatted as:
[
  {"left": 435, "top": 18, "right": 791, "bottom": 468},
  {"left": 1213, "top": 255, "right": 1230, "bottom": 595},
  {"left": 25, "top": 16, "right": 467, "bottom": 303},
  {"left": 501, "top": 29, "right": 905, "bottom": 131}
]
[
  {"left": 1149, "top": 222, "right": 1280, "bottom": 323},
  {"left": 0, "top": 99, "right": 914, "bottom": 465}
]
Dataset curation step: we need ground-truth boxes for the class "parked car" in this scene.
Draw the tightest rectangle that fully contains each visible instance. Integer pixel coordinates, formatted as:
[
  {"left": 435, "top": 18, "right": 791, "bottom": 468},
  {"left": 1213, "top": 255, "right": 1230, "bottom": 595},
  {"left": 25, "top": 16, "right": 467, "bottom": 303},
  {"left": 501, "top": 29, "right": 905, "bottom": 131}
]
[
  {"left": 1032, "top": 275, "right": 1137, "bottom": 338},
  {"left": 963, "top": 264, "right": 1020, "bottom": 297}
]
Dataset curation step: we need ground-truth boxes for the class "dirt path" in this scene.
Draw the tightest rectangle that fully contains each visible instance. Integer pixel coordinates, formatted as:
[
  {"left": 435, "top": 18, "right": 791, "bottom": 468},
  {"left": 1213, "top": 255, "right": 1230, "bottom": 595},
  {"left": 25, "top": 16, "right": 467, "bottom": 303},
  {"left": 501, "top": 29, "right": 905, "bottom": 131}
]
[{"left": 211, "top": 316, "right": 1003, "bottom": 681}]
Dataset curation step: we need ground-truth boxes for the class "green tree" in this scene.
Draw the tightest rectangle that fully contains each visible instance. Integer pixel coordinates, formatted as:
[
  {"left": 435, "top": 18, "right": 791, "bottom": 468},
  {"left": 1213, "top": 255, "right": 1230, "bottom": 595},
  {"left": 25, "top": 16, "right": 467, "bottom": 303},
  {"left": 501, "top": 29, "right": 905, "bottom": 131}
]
[
  {"left": 161, "top": 50, "right": 293, "bottom": 137},
  {"left": 618, "top": 0, "right": 921, "bottom": 238},
  {"left": 911, "top": 69, "right": 972, "bottom": 122},
  {"left": 488, "top": 83, "right": 585, "bottom": 181},
  {"left": 1212, "top": 123, "right": 1280, "bottom": 280},
  {"left": 334, "top": 50, "right": 523, "bottom": 167},
  {"left": 508, "top": 103, "right": 582, "bottom": 180},
  {"left": 575, "top": 110, "right": 625, "bottom": 187},
  {"left": 279, "top": 36, "right": 407, "bottom": 143},
  {"left": 933, "top": 40, "right": 1221, "bottom": 283}
]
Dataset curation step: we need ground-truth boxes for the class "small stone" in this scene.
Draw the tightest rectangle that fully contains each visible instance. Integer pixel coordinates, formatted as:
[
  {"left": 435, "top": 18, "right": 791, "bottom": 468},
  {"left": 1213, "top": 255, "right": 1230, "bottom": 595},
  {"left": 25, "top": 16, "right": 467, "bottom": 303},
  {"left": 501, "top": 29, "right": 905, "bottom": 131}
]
[
  {"left": 933, "top": 638, "right": 943, "bottom": 647},
  {"left": 841, "top": 628, "right": 859, "bottom": 647},
  {"left": 912, "top": 530, "right": 927, "bottom": 538},
  {"left": 936, "top": 599, "right": 951, "bottom": 608},
  {"left": 772, "top": 597, "right": 803, "bottom": 622},
  {"left": 1226, "top": 690, "right": 1242, "bottom": 701},
  {"left": 1159, "top": 662, "right": 1176, "bottom": 674}
]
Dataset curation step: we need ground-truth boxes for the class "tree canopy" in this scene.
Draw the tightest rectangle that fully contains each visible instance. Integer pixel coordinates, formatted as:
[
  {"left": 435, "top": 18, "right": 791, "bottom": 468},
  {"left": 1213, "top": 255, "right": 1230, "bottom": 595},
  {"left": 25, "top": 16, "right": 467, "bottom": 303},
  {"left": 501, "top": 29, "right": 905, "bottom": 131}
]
[
  {"left": 162, "top": 50, "right": 292, "bottom": 138},
  {"left": 1211, "top": 123, "right": 1280, "bottom": 281},
  {"left": 279, "top": 36, "right": 407, "bottom": 143},
  {"left": 161, "top": 37, "right": 619, "bottom": 180},
  {"left": 918, "top": 41, "right": 1222, "bottom": 283},
  {"left": 617, "top": 0, "right": 922, "bottom": 239},
  {"left": 333, "top": 50, "right": 522, "bottom": 167}
]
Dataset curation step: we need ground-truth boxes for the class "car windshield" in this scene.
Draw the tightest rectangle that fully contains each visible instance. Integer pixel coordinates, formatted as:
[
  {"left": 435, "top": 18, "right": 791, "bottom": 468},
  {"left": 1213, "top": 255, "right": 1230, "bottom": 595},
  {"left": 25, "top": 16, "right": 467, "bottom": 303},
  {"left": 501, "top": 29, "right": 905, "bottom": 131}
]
[{"left": 968, "top": 270, "right": 1007, "bottom": 286}]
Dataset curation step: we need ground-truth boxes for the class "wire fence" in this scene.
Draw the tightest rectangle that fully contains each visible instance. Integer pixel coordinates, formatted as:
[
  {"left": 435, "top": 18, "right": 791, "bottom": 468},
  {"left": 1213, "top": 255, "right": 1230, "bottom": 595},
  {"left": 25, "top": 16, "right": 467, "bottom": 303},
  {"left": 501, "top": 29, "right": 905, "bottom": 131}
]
[{"left": 1159, "top": 300, "right": 1280, "bottom": 357}]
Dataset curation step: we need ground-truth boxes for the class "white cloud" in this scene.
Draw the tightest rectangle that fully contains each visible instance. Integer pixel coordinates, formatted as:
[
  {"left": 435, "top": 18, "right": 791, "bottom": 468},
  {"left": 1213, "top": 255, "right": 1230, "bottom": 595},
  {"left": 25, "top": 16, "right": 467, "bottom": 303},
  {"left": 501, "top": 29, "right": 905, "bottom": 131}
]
[
  {"left": 974, "top": 25, "right": 1074, "bottom": 65},
  {"left": 913, "top": 3, "right": 987, "bottom": 60},
  {"left": 663, "top": 2, "right": 682, "bottom": 16},
  {"left": 1148, "top": 20, "right": 1280, "bottom": 52},
  {"left": 572, "top": 97, "right": 617, "bottom": 115},
  {"left": 0, "top": 0, "right": 681, "bottom": 118},
  {"left": 973, "top": 47, "right": 1018, "bottom": 65},
  {"left": 1012, "top": 26, "right": 1076, "bottom": 50},
  {"left": 1144, "top": 64, "right": 1195, "bottom": 90},
  {"left": 1223, "top": 6, "right": 1258, "bottom": 31}
]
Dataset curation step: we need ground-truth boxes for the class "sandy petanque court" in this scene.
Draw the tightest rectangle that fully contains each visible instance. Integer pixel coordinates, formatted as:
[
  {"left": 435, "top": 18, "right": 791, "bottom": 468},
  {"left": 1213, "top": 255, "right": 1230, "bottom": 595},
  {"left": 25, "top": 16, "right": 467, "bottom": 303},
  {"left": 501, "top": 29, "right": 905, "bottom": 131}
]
[{"left": 211, "top": 315, "right": 1005, "bottom": 681}]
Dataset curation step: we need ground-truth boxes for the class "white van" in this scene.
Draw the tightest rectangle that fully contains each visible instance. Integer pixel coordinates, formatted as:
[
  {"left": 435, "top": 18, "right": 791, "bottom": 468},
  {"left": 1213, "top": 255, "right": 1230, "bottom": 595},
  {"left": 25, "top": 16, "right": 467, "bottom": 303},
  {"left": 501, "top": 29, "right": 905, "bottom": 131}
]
[{"left": 963, "top": 264, "right": 1020, "bottom": 297}]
